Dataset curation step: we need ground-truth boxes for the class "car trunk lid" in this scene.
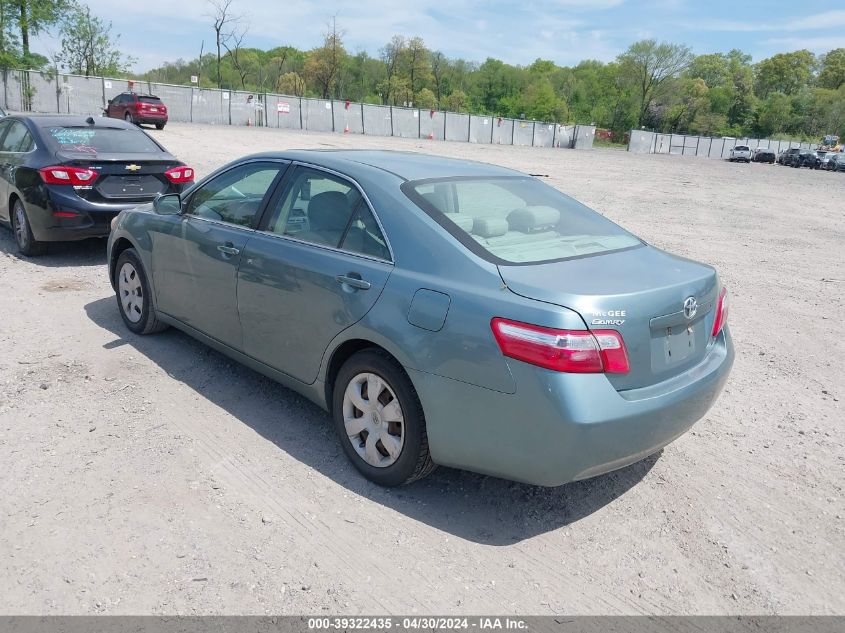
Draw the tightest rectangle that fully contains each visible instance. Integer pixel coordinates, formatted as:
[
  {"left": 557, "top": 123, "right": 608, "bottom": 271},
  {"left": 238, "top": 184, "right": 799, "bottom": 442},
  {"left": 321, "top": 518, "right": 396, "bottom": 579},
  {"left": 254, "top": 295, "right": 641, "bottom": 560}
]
[
  {"left": 55, "top": 151, "right": 180, "bottom": 203},
  {"left": 498, "top": 245, "right": 720, "bottom": 391}
]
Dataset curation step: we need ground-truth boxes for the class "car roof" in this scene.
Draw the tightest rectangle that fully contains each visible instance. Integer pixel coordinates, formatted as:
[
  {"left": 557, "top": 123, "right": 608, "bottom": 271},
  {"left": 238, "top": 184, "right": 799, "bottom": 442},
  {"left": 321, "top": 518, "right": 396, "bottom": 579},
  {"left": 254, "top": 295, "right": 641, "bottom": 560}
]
[
  {"left": 245, "top": 149, "right": 524, "bottom": 182},
  {"left": 13, "top": 114, "right": 136, "bottom": 130}
]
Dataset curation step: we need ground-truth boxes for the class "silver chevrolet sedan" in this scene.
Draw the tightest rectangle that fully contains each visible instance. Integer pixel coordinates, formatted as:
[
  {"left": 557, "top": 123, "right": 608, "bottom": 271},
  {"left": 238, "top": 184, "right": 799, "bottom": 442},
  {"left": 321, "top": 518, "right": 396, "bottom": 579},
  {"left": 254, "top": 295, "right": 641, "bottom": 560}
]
[{"left": 107, "top": 150, "right": 734, "bottom": 487}]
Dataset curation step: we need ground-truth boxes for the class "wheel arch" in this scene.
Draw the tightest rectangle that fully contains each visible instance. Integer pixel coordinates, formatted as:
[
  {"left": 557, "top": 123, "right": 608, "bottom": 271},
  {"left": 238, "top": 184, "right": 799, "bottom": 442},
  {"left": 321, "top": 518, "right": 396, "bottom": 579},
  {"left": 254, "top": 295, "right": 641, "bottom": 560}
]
[
  {"left": 7, "top": 191, "right": 20, "bottom": 222},
  {"left": 323, "top": 338, "right": 409, "bottom": 412},
  {"left": 109, "top": 236, "right": 137, "bottom": 289}
]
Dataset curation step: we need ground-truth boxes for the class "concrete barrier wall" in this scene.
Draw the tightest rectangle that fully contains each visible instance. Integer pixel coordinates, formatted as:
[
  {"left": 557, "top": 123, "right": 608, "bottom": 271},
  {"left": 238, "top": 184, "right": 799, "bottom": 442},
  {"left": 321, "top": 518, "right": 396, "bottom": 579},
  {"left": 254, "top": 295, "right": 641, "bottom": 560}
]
[
  {"left": 0, "top": 69, "right": 595, "bottom": 151},
  {"left": 628, "top": 129, "right": 819, "bottom": 158}
]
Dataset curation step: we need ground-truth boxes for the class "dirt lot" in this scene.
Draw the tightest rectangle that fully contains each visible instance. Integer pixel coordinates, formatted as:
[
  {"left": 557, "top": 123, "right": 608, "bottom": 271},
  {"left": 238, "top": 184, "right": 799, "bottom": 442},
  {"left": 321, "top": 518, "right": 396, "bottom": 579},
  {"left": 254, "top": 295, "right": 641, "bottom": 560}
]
[{"left": 1, "top": 123, "right": 843, "bottom": 615}]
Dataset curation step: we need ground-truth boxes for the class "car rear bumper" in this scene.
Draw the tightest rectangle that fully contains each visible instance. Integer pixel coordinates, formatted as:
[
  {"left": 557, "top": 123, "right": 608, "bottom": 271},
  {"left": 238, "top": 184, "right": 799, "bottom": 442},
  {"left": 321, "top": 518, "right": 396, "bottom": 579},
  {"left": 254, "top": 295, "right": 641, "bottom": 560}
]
[
  {"left": 27, "top": 188, "right": 161, "bottom": 242},
  {"left": 411, "top": 328, "right": 734, "bottom": 486},
  {"left": 136, "top": 114, "right": 168, "bottom": 124}
]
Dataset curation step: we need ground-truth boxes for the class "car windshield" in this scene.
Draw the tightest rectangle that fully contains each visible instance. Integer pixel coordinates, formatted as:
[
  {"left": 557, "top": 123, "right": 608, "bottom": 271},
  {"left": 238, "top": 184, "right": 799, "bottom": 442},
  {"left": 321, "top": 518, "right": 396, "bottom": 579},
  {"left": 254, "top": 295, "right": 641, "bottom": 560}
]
[
  {"left": 404, "top": 176, "right": 642, "bottom": 265},
  {"left": 43, "top": 126, "right": 161, "bottom": 154}
]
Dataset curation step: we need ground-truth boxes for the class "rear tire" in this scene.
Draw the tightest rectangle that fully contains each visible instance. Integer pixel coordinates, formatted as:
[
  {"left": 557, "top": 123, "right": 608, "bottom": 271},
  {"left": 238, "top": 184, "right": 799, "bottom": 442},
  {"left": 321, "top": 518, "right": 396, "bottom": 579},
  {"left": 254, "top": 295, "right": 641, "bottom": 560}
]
[
  {"left": 332, "top": 349, "right": 436, "bottom": 486},
  {"left": 114, "top": 248, "right": 168, "bottom": 335},
  {"left": 155, "top": 123, "right": 165, "bottom": 130},
  {"left": 11, "top": 199, "right": 44, "bottom": 257}
]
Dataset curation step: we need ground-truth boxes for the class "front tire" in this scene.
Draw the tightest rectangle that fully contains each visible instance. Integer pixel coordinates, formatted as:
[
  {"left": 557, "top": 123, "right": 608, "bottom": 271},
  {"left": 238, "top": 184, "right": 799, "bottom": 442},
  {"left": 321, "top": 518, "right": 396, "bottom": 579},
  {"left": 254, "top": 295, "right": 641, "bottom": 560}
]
[
  {"left": 114, "top": 248, "right": 168, "bottom": 335},
  {"left": 124, "top": 112, "right": 135, "bottom": 125},
  {"left": 332, "top": 349, "right": 436, "bottom": 486},
  {"left": 11, "top": 199, "right": 44, "bottom": 256}
]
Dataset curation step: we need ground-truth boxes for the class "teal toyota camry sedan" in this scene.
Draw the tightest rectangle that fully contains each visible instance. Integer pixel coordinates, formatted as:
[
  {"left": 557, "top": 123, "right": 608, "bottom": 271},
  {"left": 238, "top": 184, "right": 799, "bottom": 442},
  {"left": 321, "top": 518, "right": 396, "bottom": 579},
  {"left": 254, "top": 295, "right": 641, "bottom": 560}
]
[{"left": 107, "top": 150, "right": 734, "bottom": 487}]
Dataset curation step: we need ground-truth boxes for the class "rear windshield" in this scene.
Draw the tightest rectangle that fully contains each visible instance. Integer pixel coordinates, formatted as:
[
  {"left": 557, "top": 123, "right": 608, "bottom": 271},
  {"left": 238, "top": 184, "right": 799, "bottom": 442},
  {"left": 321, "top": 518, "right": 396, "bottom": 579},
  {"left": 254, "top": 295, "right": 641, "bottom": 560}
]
[
  {"left": 403, "top": 177, "right": 642, "bottom": 265},
  {"left": 43, "top": 126, "right": 161, "bottom": 154},
  {"left": 139, "top": 96, "right": 162, "bottom": 104},
  {"left": 735, "top": 146, "right": 750, "bottom": 151}
]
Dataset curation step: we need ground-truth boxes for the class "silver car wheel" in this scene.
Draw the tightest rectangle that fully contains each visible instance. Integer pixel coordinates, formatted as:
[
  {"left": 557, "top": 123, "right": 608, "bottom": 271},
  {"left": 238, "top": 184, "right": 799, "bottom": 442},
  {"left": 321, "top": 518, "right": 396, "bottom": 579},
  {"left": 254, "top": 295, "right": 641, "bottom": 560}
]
[
  {"left": 343, "top": 372, "right": 405, "bottom": 468},
  {"left": 14, "top": 204, "right": 28, "bottom": 249},
  {"left": 118, "top": 262, "right": 144, "bottom": 323}
]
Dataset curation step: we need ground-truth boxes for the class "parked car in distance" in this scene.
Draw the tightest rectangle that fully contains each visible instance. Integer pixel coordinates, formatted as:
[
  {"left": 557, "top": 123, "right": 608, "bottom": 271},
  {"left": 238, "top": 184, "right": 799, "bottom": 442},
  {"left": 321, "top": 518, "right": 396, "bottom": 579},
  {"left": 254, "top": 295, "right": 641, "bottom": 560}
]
[
  {"left": 0, "top": 115, "right": 194, "bottom": 256},
  {"left": 780, "top": 148, "right": 801, "bottom": 166},
  {"left": 828, "top": 153, "right": 845, "bottom": 172},
  {"left": 107, "top": 150, "right": 734, "bottom": 487},
  {"left": 729, "top": 145, "right": 752, "bottom": 162},
  {"left": 819, "top": 151, "right": 838, "bottom": 169},
  {"left": 753, "top": 148, "right": 776, "bottom": 163},
  {"left": 105, "top": 92, "right": 168, "bottom": 129},
  {"left": 794, "top": 149, "right": 821, "bottom": 169}
]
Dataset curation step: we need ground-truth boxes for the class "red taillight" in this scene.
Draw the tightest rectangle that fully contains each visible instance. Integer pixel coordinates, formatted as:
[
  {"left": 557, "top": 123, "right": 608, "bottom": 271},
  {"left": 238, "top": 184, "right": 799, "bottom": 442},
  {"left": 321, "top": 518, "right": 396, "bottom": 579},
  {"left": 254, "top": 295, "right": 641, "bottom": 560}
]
[
  {"left": 52, "top": 211, "right": 79, "bottom": 218},
  {"left": 39, "top": 166, "right": 98, "bottom": 186},
  {"left": 164, "top": 166, "right": 194, "bottom": 184},
  {"left": 712, "top": 287, "right": 729, "bottom": 337},
  {"left": 490, "top": 318, "right": 629, "bottom": 374}
]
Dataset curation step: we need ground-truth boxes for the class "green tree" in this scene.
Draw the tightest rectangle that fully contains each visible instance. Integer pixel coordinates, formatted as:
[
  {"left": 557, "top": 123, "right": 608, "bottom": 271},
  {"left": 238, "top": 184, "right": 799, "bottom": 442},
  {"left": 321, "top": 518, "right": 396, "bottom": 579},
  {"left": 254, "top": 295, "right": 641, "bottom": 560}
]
[
  {"left": 303, "top": 19, "right": 346, "bottom": 99},
  {"left": 277, "top": 71, "right": 304, "bottom": 96},
  {"left": 754, "top": 50, "right": 816, "bottom": 97},
  {"left": 16, "top": 0, "right": 68, "bottom": 58},
  {"left": 442, "top": 88, "right": 467, "bottom": 112},
  {"left": 57, "top": 1, "right": 134, "bottom": 76},
  {"left": 819, "top": 48, "right": 845, "bottom": 90},
  {"left": 618, "top": 39, "right": 694, "bottom": 126},
  {"left": 404, "top": 36, "right": 431, "bottom": 96},
  {"left": 756, "top": 92, "right": 793, "bottom": 136},
  {"left": 665, "top": 77, "right": 709, "bottom": 132},
  {"left": 415, "top": 87, "right": 436, "bottom": 109}
]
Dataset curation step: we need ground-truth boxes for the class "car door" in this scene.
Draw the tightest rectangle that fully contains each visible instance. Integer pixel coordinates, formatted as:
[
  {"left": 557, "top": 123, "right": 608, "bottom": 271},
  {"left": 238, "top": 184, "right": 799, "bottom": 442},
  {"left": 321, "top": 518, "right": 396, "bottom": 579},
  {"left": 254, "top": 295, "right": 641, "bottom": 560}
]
[
  {"left": 0, "top": 120, "right": 33, "bottom": 223},
  {"left": 151, "top": 160, "right": 287, "bottom": 350},
  {"left": 237, "top": 165, "right": 393, "bottom": 384},
  {"left": 0, "top": 119, "right": 13, "bottom": 222}
]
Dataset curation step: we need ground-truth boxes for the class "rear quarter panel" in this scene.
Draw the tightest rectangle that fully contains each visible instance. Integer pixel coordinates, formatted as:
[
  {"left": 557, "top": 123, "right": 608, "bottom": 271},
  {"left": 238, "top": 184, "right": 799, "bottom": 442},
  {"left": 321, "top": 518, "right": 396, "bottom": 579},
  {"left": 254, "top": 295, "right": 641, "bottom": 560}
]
[{"left": 317, "top": 170, "right": 586, "bottom": 395}]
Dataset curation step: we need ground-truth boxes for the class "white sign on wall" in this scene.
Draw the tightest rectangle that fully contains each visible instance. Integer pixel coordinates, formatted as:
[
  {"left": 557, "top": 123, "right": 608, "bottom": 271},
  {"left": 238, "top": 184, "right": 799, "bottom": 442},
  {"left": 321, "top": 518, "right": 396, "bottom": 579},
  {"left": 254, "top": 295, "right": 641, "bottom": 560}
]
[
  {"left": 190, "top": 75, "right": 198, "bottom": 84},
  {"left": 277, "top": 102, "right": 290, "bottom": 114},
  {"left": 104, "top": 80, "right": 112, "bottom": 89}
]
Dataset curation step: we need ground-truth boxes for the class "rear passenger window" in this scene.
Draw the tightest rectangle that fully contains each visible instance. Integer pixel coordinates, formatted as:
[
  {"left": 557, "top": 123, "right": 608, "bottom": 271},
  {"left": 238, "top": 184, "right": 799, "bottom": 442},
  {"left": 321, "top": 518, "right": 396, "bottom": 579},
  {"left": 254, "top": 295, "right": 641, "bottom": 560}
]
[
  {"left": 0, "top": 121, "right": 33, "bottom": 152},
  {"left": 340, "top": 205, "right": 390, "bottom": 260},
  {"left": 264, "top": 167, "right": 390, "bottom": 259}
]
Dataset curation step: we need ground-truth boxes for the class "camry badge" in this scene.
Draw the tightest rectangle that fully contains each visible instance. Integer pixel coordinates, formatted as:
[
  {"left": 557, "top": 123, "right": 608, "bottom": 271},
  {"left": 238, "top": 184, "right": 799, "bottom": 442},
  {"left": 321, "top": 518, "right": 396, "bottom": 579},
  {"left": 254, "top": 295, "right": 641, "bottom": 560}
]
[
  {"left": 125, "top": 164, "right": 142, "bottom": 171},
  {"left": 683, "top": 296, "right": 698, "bottom": 320}
]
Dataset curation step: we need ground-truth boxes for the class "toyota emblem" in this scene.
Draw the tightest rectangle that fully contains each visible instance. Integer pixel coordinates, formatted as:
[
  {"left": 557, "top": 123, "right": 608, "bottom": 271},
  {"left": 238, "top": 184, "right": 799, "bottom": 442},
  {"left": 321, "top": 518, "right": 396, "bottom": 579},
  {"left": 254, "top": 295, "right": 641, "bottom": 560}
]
[{"left": 683, "top": 296, "right": 698, "bottom": 320}]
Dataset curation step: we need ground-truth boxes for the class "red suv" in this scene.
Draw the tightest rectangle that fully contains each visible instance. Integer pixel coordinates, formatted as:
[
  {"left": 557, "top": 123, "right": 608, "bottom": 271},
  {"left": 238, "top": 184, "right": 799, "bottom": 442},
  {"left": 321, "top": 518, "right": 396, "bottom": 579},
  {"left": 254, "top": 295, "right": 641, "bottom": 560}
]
[{"left": 106, "top": 92, "right": 168, "bottom": 129}]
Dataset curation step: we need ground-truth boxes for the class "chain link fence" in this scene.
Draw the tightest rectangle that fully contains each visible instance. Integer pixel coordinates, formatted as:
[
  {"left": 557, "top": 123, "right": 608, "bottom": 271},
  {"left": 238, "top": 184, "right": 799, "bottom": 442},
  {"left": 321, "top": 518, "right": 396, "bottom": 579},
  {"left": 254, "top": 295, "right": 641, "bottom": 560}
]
[
  {"left": 628, "top": 130, "right": 819, "bottom": 158},
  {"left": 0, "top": 68, "right": 595, "bottom": 151}
]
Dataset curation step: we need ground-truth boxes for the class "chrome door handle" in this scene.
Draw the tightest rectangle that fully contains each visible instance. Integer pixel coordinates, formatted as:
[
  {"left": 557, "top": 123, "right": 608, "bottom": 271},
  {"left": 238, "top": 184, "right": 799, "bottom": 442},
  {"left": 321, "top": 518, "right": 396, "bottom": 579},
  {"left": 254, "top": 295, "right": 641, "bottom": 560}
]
[
  {"left": 335, "top": 275, "right": 371, "bottom": 290},
  {"left": 217, "top": 244, "right": 240, "bottom": 256}
]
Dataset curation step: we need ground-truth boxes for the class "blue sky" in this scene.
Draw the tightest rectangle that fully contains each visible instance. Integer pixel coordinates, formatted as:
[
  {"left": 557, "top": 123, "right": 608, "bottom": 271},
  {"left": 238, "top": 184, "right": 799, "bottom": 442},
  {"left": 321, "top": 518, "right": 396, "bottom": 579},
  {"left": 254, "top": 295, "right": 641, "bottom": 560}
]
[{"left": 35, "top": 1, "right": 845, "bottom": 72}]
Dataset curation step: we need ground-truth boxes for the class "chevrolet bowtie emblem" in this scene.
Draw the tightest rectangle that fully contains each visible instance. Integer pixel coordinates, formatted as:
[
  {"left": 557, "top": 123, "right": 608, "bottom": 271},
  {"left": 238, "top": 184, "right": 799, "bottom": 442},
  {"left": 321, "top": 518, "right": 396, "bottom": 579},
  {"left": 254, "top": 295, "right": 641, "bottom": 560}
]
[{"left": 125, "top": 164, "right": 142, "bottom": 171}]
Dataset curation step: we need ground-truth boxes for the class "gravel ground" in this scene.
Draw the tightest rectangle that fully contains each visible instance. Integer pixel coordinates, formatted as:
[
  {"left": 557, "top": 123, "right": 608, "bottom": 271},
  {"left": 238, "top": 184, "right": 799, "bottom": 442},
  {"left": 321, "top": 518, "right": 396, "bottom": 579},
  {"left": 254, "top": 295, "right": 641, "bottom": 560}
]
[{"left": 0, "top": 122, "right": 843, "bottom": 615}]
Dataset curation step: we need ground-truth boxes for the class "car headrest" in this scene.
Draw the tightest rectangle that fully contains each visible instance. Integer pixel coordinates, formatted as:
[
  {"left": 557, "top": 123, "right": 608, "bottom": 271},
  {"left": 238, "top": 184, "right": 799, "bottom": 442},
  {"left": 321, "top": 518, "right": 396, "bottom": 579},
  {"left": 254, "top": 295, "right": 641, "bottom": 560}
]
[
  {"left": 472, "top": 217, "right": 509, "bottom": 238},
  {"left": 444, "top": 212, "right": 474, "bottom": 233},
  {"left": 421, "top": 190, "right": 448, "bottom": 212},
  {"left": 507, "top": 206, "right": 561, "bottom": 233},
  {"left": 308, "top": 191, "right": 350, "bottom": 232}
]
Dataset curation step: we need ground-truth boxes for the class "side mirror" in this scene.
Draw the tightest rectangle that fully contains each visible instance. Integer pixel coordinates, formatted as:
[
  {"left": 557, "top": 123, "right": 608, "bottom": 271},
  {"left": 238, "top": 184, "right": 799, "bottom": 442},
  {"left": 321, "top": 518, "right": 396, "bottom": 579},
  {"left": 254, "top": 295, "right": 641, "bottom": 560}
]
[{"left": 154, "top": 193, "right": 182, "bottom": 215}]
